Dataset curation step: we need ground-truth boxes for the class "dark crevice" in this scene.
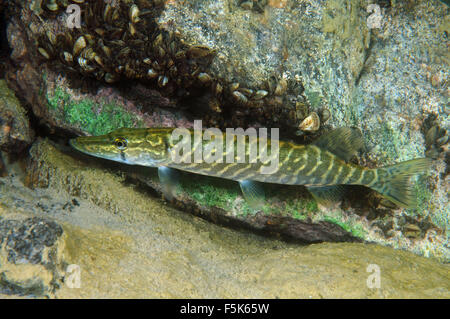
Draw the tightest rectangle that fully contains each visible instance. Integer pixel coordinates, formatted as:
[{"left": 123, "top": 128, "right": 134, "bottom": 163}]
[
  {"left": 354, "top": 32, "right": 375, "bottom": 87},
  {"left": 0, "top": 3, "right": 11, "bottom": 78}
]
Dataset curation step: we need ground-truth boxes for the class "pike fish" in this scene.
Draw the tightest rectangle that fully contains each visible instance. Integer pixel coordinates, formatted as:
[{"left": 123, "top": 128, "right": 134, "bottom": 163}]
[{"left": 70, "top": 127, "right": 430, "bottom": 208}]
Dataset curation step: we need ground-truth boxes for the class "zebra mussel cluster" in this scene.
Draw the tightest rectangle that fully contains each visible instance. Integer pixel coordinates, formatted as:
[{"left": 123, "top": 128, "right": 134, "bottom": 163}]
[
  {"left": 38, "top": 0, "right": 215, "bottom": 90},
  {"left": 423, "top": 117, "right": 449, "bottom": 160},
  {"left": 36, "top": 0, "right": 315, "bottom": 130}
]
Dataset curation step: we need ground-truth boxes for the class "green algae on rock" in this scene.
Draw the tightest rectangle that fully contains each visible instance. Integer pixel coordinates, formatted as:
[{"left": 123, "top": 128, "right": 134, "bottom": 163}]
[{"left": 46, "top": 85, "right": 142, "bottom": 136}]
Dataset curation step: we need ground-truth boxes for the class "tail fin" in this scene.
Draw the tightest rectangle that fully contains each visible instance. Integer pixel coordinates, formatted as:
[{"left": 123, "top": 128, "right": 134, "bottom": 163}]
[{"left": 369, "top": 158, "right": 431, "bottom": 208}]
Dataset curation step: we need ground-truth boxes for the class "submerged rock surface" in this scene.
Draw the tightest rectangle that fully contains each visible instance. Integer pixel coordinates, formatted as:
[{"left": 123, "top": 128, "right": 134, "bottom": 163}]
[
  {"left": 159, "top": 0, "right": 370, "bottom": 124},
  {"left": 0, "top": 142, "right": 448, "bottom": 298}
]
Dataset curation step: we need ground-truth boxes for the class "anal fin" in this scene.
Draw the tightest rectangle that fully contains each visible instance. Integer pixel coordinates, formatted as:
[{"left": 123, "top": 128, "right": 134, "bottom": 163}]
[
  {"left": 239, "top": 180, "right": 265, "bottom": 210},
  {"left": 306, "top": 185, "right": 346, "bottom": 206}
]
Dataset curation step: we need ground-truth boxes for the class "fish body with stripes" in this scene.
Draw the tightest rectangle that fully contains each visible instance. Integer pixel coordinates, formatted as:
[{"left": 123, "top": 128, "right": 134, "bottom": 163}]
[{"left": 70, "top": 127, "right": 430, "bottom": 208}]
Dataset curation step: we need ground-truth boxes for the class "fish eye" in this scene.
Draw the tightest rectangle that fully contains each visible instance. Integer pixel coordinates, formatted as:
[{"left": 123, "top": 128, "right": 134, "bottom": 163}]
[{"left": 114, "top": 137, "right": 128, "bottom": 150}]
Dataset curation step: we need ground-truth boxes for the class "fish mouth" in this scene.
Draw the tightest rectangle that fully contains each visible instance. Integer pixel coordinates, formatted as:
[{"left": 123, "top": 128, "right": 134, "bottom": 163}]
[
  {"left": 69, "top": 135, "right": 105, "bottom": 155},
  {"left": 69, "top": 135, "right": 124, "bottom": 164},
  {"left": 69, "top": 138, "right": 77, "bottom": 148},
  {"left": 69, "top": 137, "right": 91, "bottom": 154}
]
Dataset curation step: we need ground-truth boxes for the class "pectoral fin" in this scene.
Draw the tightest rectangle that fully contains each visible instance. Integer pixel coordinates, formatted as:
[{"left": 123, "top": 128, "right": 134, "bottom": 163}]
[
  {"left": 306, "top": 185, "right": 345, "bottom": 205},
  {"left": 158, "top": 166, "right": 179, "bottom": 200},
  {"left": 239, "top": 180, "right": 265, "bottom": 209}
]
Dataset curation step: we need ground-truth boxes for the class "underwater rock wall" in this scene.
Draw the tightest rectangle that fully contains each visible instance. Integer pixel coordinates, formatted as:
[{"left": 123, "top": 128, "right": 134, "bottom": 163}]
[
  {"left": 352, "top": 1, "right": 449, "bottom": 255},
  {"left": 0, "top": 80, "right": 33, "bottom": 154},
  {"left": 0, "top": 0, "right": 448, "bottom": 262}
]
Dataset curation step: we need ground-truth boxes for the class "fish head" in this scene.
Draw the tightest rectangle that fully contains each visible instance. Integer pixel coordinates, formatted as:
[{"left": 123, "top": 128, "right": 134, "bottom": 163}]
[{"left": 70, "top": 128, "right": 172, "bottom": 167}]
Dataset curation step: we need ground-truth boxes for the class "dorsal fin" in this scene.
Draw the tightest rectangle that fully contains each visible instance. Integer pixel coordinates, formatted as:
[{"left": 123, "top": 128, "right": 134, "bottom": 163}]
[{"left": 313, "top": 127, "right": 364, "bottom": 161}]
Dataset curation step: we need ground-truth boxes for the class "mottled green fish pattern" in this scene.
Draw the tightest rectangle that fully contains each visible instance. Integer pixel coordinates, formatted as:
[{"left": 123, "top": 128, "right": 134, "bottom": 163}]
[{"left": 70, "top": 127, "right": 430, "bottom": 209}]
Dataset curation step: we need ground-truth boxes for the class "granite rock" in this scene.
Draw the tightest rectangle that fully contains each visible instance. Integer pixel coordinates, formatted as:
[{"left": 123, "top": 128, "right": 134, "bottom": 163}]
[{"left": 0, "top": 216, "right": 64, "bottom": 297}]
